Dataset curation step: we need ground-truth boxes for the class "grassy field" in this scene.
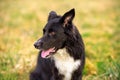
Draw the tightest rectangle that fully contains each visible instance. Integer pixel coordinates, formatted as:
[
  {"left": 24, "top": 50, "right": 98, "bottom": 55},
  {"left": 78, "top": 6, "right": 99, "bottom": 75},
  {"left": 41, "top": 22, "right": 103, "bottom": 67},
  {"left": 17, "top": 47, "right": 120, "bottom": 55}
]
[{"left": 0, "top": 0, "right": 120, "bottom": 80}]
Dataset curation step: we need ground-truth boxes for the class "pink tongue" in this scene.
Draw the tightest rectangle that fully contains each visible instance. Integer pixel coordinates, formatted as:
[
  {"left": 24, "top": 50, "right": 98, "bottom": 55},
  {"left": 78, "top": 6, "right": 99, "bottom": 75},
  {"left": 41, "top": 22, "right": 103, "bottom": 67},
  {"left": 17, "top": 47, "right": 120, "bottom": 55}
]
[{"left": 41, "top": 47, "right": 55, "bottom": 58}]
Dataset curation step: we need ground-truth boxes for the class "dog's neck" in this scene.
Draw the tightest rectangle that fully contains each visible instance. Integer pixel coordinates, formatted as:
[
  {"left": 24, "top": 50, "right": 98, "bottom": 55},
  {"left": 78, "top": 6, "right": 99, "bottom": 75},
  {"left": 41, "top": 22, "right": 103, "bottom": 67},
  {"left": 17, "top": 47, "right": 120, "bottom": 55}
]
[{"left": 53, "top": 48, "right": 81, "bottom": 80}]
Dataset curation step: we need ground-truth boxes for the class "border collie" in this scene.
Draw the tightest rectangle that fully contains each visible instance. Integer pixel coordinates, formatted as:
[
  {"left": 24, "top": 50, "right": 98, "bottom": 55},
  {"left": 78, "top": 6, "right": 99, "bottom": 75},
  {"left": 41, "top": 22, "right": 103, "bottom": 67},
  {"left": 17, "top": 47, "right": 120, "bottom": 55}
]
[{"left": 30, "top": 9, "right": 85, "bottom": 80}]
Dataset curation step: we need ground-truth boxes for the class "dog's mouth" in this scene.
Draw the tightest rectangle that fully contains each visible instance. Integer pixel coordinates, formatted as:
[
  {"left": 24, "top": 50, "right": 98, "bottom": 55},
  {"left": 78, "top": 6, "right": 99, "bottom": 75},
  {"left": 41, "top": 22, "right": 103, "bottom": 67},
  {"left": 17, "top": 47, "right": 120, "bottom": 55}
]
[{"left": 41, "top": 47, "right": 56, "bottom": 58}]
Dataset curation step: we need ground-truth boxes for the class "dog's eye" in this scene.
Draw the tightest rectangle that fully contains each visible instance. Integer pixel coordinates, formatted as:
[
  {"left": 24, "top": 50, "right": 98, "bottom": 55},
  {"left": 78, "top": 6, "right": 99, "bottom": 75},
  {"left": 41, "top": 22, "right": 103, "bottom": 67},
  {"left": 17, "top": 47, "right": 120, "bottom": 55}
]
[
  {"left": 48, "top": 29, "right": 56, "bottom": 36},
  {"left": 49, "top": 31, "right": 55, "bottom": 36}
]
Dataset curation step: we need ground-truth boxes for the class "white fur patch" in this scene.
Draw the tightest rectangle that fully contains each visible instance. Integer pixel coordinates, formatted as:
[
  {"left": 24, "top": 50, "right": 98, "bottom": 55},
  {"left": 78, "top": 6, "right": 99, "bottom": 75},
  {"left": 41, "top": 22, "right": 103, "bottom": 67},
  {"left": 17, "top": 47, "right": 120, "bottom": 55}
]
[{"left": 53, "top": 48, "right": 81, "bottom": 80}]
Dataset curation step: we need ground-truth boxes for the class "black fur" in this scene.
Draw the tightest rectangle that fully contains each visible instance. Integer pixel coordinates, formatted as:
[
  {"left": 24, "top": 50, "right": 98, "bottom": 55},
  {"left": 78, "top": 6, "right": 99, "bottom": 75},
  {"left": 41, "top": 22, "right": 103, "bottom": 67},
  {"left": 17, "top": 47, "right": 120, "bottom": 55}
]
[{"left": 30, "top": 9, "right": 85, "bottom": 80}]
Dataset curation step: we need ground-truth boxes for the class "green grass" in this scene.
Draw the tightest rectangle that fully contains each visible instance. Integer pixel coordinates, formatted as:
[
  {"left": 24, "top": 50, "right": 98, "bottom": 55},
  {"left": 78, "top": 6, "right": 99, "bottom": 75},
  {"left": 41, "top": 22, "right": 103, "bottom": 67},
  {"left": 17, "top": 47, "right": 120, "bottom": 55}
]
[{"left": 0, "top": 0, "right": 120, "bottom": 80}]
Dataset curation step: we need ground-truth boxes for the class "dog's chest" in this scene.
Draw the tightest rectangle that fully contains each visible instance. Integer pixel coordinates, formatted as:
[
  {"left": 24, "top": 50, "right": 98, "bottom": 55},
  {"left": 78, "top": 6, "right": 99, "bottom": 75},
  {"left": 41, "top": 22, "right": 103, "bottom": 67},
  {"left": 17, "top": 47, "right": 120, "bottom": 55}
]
[{"left": 53, "top": 48, "right": 81, "bottom": 80}]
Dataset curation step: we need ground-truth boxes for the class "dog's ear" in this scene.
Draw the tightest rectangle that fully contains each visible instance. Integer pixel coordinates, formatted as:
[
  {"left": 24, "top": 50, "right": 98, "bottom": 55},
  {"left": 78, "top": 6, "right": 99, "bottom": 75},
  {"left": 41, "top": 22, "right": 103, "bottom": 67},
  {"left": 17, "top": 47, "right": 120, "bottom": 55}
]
[
  {"left": 59, "top": 8, "right": 75, "bottom": 27},
  {"left": 48, "top": 11, "right": 57, "bottom": 21}
]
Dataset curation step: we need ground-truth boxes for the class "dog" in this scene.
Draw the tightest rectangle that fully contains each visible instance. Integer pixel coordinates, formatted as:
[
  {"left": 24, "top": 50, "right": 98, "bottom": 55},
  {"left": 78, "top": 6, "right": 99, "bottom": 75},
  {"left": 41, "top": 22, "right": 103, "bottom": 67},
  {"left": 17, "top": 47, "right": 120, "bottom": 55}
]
[{"left": 30, "top": 9, "right": 85, "bottom": 80}]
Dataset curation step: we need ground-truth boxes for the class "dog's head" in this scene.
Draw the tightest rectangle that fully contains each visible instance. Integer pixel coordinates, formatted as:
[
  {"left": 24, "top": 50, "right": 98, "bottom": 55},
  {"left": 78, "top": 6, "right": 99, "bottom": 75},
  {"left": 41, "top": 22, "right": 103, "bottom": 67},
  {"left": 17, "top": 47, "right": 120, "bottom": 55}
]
[{"left": 34, "top": 9, "right": 75, "bottom": 58}]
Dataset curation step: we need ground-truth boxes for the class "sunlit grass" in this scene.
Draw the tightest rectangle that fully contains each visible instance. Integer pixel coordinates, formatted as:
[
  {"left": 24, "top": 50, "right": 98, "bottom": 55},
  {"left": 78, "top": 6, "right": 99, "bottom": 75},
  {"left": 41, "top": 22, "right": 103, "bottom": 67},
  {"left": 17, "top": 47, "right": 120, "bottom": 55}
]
[{"left": 0, "top": 0, "right": 120, "bottom": 80}]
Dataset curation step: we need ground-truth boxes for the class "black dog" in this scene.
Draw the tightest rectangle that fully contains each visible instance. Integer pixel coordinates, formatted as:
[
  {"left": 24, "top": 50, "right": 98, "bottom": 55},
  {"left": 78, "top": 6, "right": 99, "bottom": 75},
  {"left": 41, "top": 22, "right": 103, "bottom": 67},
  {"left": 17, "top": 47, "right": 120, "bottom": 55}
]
[{"left": 30, "top": 9, "right": 85, "bottom": 80}]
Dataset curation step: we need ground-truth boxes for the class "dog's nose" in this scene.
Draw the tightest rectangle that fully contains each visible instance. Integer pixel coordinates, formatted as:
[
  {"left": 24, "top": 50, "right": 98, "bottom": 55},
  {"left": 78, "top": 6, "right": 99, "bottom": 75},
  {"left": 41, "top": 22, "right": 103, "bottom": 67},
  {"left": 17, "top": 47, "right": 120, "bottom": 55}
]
[
  {"left": 34, "top": 40, "right": 43, "bottom": 49},
  {"left": 34, "top": 42, "right": 39, "bottom": 49}
]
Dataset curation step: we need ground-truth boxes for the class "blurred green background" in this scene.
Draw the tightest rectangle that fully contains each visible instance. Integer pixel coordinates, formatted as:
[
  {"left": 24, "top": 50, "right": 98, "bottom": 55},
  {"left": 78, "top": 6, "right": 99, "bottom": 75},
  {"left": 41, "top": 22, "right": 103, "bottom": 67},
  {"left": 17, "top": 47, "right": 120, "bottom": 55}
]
[{"left": 0, "top": 0, "right": 120, "bottom": 80}]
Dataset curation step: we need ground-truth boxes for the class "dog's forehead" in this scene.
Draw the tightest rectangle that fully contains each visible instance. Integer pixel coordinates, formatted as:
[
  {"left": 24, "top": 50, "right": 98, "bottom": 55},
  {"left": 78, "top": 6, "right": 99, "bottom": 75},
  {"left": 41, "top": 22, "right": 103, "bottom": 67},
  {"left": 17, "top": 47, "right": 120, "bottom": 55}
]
[{"left": 45, "top": 18, "right": 61, "bottom": 30}]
